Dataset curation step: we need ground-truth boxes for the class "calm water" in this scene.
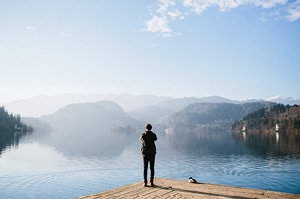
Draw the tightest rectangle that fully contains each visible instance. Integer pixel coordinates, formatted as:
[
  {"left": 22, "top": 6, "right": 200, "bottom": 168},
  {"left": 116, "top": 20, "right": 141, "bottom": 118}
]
[{"left": 0, "top": 129, "right": 300, "bottom": 199}]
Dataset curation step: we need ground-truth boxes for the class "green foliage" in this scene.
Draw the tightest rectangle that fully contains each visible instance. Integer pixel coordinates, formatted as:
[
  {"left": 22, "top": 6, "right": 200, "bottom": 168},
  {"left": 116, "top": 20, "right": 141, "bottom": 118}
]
[{"left": 272, "top": 104, "right": 286, "bottom": 114}]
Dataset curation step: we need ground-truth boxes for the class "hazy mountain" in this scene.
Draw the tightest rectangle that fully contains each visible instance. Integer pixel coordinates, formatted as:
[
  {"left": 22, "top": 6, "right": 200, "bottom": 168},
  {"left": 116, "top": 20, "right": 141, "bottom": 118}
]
[
  {"left": 128, "top": 96, "right": 241, "bottom": 123},
  {"left": 3, "top": 93, "right": 298, "bottom": 119},
  {"left": 35, "top": 101, "right": 139, "bottom": 158},
  {"left": 40, "top": 100, "right": 137, "bottom": 131},
  {"left": 266, "top": 96, "right": 300, "bottom": 105},
  {"left": 157, "top": 96, "right": 240, "bottom": 111},
  {"left": 128, "top": 105, "right": 173, "bottom": 123},
  {"left": 21, "top": 117, "right": 52, "bottom": 132},
  {"left": 198, "top": 96, "right": 241, "bottom": 104},
  {"left": 162, "top": 102, "right": 275, "bottom": 131},
  {"left": 0, "top": 94, "right": 241, "bottom": 118},
  {"left": 240, "top": 99, "right": 266, "bottom": 103},
  {"left": 1, "top": 93, "right": 172, "bottom": 117}
]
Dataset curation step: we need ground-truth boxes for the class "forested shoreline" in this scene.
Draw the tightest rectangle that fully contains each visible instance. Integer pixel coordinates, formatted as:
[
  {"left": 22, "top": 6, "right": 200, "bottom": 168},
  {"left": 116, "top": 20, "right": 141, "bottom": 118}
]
[
  {"left": 232, "top": 104, "right": 300, "bottom": 133},
  {"left": 0, "top": 106, "right": 32, "bottom": 132}
]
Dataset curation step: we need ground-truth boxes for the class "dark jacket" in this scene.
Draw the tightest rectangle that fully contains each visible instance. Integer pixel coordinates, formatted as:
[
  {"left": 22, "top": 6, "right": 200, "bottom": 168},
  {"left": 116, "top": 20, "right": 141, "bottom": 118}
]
[{"left": 140, "top": 131, "right": 157, "bottom": 156}]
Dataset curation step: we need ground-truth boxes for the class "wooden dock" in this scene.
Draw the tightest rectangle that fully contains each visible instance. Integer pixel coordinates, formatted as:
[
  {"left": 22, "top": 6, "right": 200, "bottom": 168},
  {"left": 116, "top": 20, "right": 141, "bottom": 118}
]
[{"left": 76, "top": 178, "right": 300, "bottom": 199}]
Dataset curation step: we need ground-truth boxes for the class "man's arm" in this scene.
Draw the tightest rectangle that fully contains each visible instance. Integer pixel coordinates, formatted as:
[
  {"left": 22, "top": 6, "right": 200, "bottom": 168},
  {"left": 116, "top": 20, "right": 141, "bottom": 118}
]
[{"left": 140, "top": 134, "right": 144, "bottom": 141}]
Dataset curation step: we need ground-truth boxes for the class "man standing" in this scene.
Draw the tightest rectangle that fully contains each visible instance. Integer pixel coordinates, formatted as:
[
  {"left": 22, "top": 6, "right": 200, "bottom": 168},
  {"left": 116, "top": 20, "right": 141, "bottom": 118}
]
[{"left": 140, "top": 124, "right": 157, "bottom": 187}]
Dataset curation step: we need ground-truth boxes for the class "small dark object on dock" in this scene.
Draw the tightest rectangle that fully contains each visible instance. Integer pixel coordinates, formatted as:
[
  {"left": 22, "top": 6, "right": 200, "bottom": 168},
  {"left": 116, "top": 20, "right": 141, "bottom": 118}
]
[{"left": 188, "top": 177, "right": 197, "bottom": 183}]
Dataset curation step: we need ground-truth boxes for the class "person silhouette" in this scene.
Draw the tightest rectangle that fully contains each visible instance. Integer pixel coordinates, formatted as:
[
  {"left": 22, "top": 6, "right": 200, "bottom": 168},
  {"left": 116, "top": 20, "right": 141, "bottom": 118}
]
[{"left": 140, "top": 124, "right": 157, "bottom": 187}]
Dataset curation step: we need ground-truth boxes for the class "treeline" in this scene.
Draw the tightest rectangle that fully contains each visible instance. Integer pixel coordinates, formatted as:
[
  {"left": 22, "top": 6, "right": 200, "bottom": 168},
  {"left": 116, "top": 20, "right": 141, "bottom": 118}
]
[
  {"left": 232, "top": 104, "right": 300, "bottom": 133},
  {"left": 0, "top": 106, "right": 32, "bottom": 132}
]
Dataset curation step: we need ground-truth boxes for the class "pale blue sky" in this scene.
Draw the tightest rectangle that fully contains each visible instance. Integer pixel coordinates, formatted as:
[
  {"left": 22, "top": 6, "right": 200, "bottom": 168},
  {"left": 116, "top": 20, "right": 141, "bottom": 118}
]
[{"left": 0, "top": 0, "right": 299, "bottom": 102}]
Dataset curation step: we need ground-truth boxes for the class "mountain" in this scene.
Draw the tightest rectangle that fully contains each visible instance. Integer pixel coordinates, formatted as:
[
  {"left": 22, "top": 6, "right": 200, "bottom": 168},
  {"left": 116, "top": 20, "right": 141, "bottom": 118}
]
[
  {"left": 0, "top": 94, "right": 242, "bottom": 118},
  {"left": 1, "top": 93, "right": 172, "bottom": 117},
  {"left": 161, "top": 102, "right": 275, "bottom": 132},
  {"left": 3, "top": 93, "right": 299, "bottom": 119},
  {"left": 157, "top": 96, "right": 240, "bottom": 111},
  {"left": 128, "top": 105, "right": 173, "bottom": 123},
  {"left": 40, "top": 100, "right": 138, "bottom": 132},
  {"left": 21, "top": 117, "right": 52, "bottom": 132},
  {"left": 128, "top": 96, "right": 241, "bottom": 123},
  {"left": 240, "top": 99, "right": 265, "bottom": 103},
  {"left": 266, "top": 96, "right": 300, "bottom": 105},
  {"left": 37, "top": 101, "right": 140, "bottom": 158}
]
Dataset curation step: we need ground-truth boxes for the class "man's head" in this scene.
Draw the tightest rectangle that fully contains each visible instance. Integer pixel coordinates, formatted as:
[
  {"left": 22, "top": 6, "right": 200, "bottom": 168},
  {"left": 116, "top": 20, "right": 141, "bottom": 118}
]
[{"left": 145, "top": 124, "right": 152, "bottom": 131}]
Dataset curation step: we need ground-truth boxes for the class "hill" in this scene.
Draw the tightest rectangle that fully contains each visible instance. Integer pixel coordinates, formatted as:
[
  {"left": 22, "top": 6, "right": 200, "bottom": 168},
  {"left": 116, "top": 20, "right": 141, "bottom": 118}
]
[
  {"left": 128, "top": 96, "right": 242, "bottom": 123},
  {"left": 128, "top": 105, "right": 173, "bottom": 123},
  {"left": 161, "top": 102, "right": 275, "bottom": 132},
  {"left": 40, "top": 100, "right": 138, "bottom": 132},
  {"left": 36, "top": 101, "right": 139, "bottom": 157},
  {"left": 232, "top": 104, "right": 300, "bottom": 133},
  {"left": 156, "top": 96, "right": 240, "bottom": 111}
]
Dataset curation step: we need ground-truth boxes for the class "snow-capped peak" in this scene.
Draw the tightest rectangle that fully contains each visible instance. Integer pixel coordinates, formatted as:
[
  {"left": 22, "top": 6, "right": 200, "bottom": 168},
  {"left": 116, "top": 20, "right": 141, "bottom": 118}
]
[
  {"left": 266, "top": 95, "right": 282, "bottom": 101},
  {"left": 266, "top": 96, "right": 300, "bottom": 105}
]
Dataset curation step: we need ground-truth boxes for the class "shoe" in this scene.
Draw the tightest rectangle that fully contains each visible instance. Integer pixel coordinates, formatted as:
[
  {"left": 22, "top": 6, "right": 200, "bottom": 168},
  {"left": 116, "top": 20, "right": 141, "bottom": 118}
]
[
  {"left": 150, "top": 182, "right": 154, "bottom": 187},
  {"left": 143, "top": 183, "right": 148, "bottom": 187}
]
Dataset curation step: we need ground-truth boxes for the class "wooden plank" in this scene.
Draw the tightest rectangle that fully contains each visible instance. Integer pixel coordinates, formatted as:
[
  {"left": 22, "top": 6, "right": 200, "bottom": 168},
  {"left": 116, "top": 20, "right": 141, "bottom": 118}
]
[{"left": 76, "top": 178, "right": 300, "bottom": 199}]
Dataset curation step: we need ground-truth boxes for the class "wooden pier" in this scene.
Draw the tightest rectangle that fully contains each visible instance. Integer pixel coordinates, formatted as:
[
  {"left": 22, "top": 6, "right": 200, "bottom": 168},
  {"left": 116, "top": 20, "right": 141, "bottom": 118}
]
[{"left": 76, "top": 178, "right": 300, "bottom": 199}]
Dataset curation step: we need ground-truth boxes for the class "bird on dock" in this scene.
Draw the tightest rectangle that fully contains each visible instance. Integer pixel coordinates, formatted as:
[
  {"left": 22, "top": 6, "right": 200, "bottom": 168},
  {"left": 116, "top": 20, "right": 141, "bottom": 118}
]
[{"left": 188, "top": 177, "right": 197, "bottom": 183}]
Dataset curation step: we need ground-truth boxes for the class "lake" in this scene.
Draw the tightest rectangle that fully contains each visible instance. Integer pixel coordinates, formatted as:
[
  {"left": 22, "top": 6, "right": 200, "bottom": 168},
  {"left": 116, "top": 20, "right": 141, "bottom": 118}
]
[{"left": 0, "top": 128, "right": 300, "bottom": 199}]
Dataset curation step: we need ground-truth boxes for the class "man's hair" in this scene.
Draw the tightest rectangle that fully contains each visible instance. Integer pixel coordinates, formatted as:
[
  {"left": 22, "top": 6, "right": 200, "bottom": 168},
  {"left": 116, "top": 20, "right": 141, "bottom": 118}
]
[{"left": 145, "top": 124, "right": 152, "bottom": 130}]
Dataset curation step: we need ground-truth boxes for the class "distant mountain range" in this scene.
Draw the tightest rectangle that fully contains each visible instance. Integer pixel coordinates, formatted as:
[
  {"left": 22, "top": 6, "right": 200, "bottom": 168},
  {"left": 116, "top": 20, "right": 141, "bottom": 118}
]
[
  {"left": 128, "top": 96, "right": 244, "bottom": 123},
  {"left": 1, "top": 93, "right": 299, "bottom": 119},
  {"left": 266, "top": 96, "right": 300, "bottom": 105},
  {"left": 1, "top": 93, "right": 172, "bottom": 117}
]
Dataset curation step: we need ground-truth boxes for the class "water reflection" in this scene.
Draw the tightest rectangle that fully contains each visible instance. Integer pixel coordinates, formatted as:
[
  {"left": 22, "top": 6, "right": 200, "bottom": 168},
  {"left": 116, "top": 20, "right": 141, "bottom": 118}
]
[
  {"left": 161, "top": 128, "right": 247, "bottom": 155},
  {"left": 3, "top": 127, "right": 300, "bottom": 159},
  {"left": 0, "top": 131, "right": 32, "bottom": 156},
  {"left": 232, "top": 131, "right": 300, "bottom": 156},
  {"left": 1, "top": 126, "right": 300, "bottom": 198},
  {"left": 35, "top": 129, "right": 138, "bottom": 158}
]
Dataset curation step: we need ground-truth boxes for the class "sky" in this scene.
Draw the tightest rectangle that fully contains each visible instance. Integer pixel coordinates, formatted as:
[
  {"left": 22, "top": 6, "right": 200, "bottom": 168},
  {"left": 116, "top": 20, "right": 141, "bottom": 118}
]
[{"left": 0, "top": 0, "right": 300, "bottom": 103}]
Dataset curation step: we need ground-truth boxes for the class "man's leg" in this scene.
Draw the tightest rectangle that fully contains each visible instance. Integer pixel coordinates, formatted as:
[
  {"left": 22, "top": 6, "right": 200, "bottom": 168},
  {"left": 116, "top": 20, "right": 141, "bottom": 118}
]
[
  {"left": 143, "top": 155, "right": 149, "bottom": 186},
  {"left": 149, "top": 155, "right": 155, "bottom": 186}
]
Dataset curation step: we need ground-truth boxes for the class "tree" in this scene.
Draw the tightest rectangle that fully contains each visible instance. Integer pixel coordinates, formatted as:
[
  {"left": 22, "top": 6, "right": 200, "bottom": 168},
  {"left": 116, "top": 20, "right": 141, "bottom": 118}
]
[{"left": 0, "top": 106, "right": 32, "bottom": 133}]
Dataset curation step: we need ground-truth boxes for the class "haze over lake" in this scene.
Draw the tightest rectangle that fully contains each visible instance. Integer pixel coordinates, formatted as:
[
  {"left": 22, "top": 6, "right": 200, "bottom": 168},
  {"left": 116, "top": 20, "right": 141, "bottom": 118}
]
[{"left": 1, "top": 103, "right": 300, "bottom": 199}]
